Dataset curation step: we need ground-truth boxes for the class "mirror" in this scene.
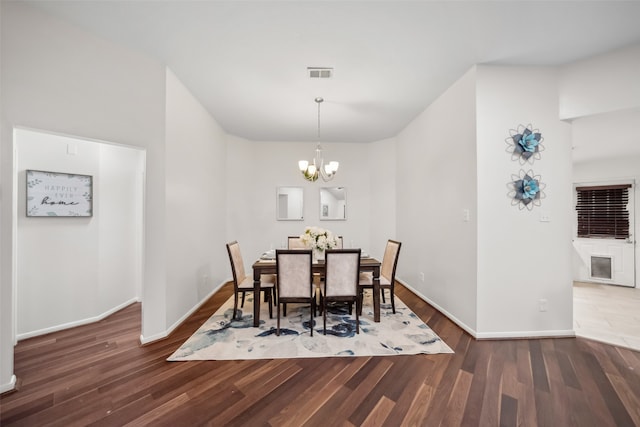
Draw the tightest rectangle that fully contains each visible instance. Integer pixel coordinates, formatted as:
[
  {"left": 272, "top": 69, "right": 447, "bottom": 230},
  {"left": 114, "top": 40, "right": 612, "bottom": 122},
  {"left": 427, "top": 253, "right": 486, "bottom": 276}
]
[
  {"left": 276, "top": 187, "right": 304, "bottom": 220},
  {"left": 320, "top": 187, "right": 347, "bottom": 220}
]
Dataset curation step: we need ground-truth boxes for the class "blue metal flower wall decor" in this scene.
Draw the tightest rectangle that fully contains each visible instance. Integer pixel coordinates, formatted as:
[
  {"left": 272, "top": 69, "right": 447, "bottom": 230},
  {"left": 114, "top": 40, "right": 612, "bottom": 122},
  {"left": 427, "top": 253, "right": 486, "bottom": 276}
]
[
  {"left": 505, "top": 124, "right": 544, "bottom": 164},
  {"left": 507, "top": 169, "right": 546, "bottom": 211}
]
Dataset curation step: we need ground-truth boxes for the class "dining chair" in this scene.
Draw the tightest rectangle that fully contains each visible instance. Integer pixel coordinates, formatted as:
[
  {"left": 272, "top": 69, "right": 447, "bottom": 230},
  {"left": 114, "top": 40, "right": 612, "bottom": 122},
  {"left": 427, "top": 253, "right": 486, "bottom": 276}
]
[
  {"left": 226, "top": 241, "right": 276, "bottom": 320},
  {"left": 288, "top": 235, "right": 323, "bottom": 311},
  {"left": 359, "top": 239, "right": 402, "bottom": 314},
  {"left": 276, "top": 249, "right": 316, "bottom": 336},
  {"left": 323, "top": 249, "right": 361, "bottom": 334},
  {"left": 287, "top": 236, "right": 306, "bottom": 249}
]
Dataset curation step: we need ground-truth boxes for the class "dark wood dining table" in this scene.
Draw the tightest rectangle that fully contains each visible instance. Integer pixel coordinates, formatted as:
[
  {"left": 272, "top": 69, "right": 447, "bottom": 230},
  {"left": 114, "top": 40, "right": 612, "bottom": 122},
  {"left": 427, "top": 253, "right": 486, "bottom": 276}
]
[{"left": 251, "top": 257, "right": 382, "bottom": 327}]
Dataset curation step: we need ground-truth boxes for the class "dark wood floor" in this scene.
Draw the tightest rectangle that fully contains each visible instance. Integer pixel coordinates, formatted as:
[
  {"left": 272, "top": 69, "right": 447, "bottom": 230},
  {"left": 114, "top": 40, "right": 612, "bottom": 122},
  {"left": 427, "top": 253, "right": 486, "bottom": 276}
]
[{"left": 1, "top": 282, "right": 639, "bottom": 426}]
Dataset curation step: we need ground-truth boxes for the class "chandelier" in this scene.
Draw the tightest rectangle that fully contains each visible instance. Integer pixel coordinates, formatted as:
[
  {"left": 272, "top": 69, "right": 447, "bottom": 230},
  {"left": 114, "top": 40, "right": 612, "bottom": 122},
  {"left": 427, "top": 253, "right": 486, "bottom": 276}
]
[{"left": 298, "top": 97, "right": 339, "bottom": 182}]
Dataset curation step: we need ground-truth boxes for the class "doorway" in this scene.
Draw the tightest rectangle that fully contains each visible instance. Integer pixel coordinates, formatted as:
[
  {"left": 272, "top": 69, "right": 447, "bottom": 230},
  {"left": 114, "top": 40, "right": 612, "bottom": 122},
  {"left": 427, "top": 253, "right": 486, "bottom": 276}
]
[
  {"left": 572, "top": 182, "right": 636, "bottom": 288},
  {"left": 13, "top": 127, "right": 145, "bottom": 339}
]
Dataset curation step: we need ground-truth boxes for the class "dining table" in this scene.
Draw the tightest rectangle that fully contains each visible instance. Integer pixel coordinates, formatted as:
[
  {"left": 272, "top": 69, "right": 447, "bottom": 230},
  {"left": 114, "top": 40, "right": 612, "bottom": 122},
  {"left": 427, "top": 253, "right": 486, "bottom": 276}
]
[{"left": 251, "top": 256, "right": 382, "bottom": 328}]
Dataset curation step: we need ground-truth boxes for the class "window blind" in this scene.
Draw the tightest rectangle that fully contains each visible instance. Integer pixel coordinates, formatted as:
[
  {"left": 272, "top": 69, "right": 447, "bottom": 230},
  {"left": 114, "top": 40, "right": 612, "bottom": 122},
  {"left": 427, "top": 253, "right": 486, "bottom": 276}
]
[{"left": 576, "top": 184, "right": 631, "bottom": 239}]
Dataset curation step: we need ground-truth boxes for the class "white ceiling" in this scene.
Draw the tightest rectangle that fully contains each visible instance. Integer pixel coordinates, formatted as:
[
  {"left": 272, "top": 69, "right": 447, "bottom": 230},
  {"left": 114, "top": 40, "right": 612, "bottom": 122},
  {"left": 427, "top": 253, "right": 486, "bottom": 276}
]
[{"left": 26, "top": 0, "right": 640, "bottom": 143}]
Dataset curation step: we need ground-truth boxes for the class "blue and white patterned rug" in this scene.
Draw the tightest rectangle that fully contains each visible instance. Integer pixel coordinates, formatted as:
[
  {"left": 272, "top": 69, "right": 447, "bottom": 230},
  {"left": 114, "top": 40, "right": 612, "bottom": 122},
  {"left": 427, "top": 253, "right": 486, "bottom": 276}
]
[{"left": 167, "top": 290, "right": 453, "bottom": 360}]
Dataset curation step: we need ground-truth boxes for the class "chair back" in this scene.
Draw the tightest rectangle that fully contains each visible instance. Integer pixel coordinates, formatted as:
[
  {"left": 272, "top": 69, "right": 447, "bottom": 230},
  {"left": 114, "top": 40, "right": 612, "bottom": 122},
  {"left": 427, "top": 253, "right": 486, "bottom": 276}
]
[
  {"left": 226, "top": 241, "right": 246, "bottom": 288},
  {"left": 287, "top": 236, "right": 307, "bottom": 250},
  {"left": 324, "top": 249, "right": 360, "bottom": 297},
  {"left": 276, "top": 250, "right": 313, "bottom": 298},
  {"left": 381, "top": 240, "right": 402, "bottom": 283}
]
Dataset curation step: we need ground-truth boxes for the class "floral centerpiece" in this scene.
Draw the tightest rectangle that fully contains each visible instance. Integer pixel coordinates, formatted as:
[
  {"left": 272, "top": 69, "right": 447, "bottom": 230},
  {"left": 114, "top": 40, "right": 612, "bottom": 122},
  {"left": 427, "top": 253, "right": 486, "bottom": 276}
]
[{"left": 300, "top": 226, "right": 339, "bottom": 261}]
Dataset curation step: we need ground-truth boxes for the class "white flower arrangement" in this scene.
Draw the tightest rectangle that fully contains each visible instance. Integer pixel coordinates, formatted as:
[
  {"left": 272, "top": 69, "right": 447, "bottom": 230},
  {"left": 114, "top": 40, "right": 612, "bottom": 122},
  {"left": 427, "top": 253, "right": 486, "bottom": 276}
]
[{"left": 300, "top": 226, "right": 339, "bottom": 252}]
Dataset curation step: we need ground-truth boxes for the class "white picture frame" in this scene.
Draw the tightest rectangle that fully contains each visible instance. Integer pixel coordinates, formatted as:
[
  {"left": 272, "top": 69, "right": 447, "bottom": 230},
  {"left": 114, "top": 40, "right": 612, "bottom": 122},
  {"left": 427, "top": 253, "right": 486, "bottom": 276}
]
[{"left": 26, "top": 170, "right": 93, "bottom": 217}]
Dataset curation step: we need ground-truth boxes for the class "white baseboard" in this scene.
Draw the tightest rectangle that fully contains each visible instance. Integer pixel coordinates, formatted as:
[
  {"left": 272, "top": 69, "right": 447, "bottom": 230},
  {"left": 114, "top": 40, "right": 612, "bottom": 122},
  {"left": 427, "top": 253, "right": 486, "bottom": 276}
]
[
  {"left": 397, "top": 279, "right": 576, "bottom": 340},
  {"left": 0, "top": 375, "right": 17, "bottom": 394},
  {"left": 17, "top": 298, "right": 140, "bottom": 341},
  {"left": 398, "top": 279, "right": 479, "bottom": 338},
  {"left": 475, "top": 330, "right": 576, "bottom": 339},
  {"left": 139, "top": 280, "right": 227, "bottom": 345}
]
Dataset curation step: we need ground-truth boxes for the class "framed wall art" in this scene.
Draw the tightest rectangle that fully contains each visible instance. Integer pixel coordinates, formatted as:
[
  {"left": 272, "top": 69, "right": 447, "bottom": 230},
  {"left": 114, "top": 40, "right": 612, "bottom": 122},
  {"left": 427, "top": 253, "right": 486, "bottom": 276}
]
[{"left": 26, "top": 170, "right": 93, "bottom": 217}]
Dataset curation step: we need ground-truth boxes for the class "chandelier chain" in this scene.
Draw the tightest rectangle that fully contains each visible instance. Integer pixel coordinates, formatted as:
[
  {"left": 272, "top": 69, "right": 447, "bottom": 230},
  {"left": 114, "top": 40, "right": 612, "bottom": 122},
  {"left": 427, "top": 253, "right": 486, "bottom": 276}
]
[{"left": 316, "top": 97, "right": 322, "bottom": 140}]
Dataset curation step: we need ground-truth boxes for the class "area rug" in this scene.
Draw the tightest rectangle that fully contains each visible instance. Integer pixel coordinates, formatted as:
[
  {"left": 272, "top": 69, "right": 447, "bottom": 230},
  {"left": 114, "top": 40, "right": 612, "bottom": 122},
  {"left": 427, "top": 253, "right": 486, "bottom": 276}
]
[{"left": 168, "top": 290, "right": 453, "bottom": 361}]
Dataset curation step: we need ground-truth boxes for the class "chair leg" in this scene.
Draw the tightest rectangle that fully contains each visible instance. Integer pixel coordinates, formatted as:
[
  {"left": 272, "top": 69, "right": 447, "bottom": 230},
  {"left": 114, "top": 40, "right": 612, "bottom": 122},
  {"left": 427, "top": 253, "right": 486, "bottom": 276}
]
[
  {"left": 382, "top": 289, "right": 386, "bottom": 303},
  {"left": 267, "top": 289, "right": 273, "bottom": 319},
  {"left": 358, "top": 290, "right": 364, "bottom": 316},
  {"left": 355, "top": 298, "right": 360, "bottom": 334},
  {"left": 310, "top": 299, "right": 314, "bottom": 336},
  {"left": 283, "top": 303, "right": 287, "bottom": 317},
  {"left": 241, "top": 292, "right": 246, "bottom": 308},
  {"left": 276, "top": 302, "right": 281, "bottom": 336},
  {"left": 316, "top": 291, "right": 323, "bottom": 316},
  {"left": 233, "top": 292, "right": 239, "bottom": 320},
  {"left": 390, "top": 288, "right": 396, "bottom": 314},
  {"left": 323, "top": 300, "right": 327, "bottom": 335}
]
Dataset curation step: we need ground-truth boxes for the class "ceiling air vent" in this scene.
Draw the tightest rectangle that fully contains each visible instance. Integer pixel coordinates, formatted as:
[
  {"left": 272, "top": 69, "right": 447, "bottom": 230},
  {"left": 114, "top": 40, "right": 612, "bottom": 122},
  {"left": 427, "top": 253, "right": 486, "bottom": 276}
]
[{"left": 308, "top": 67, "right": 333, "bottom": 79}]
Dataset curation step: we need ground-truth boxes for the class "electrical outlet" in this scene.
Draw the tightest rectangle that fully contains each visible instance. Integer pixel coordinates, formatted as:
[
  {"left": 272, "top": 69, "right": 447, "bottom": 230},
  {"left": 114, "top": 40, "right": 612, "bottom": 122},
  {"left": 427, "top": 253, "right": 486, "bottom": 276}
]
[
  {"left": 420, "top": 272, "right": 425, "bottom": 282},
  {"left": 539, "top": 298, "right": 548, "bottom": 312}
]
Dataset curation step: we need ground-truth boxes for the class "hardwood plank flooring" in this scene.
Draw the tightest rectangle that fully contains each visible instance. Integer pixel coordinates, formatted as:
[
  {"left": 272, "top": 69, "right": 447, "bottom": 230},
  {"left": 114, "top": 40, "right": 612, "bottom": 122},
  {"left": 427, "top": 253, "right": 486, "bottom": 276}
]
[{"left": 2, "top": 282, "right": 639, "bottom": 426}]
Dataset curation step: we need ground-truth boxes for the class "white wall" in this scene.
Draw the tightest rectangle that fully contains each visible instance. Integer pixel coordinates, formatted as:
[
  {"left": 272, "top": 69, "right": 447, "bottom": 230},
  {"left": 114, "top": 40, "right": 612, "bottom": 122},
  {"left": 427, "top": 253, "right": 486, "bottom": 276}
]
[
  {"left": 368, "top": 138, "right": 397, "bottom": 260},
  {"left": 16, "top": 129, "right": 143, "bottom": 338},
  {"left": 1, "top": 2, "right": 165, "bottom": 391},
  {"left": 164, "top": 69, "right": 228, "bottom": 329},
  {"left": 396, "top": 67, "right": 478, "bottom": 333},
  {"left": 559, "top": 44, "right": 640, "bottom": 120},
  {"left": 570, "top": 108, "right": 640, "bottom": 164},
  {"left": 98, "top": 143, "right": 145, "bottom": 312},
  {"left": 476, "top": 65, "right": 573, "bottom": 337},
  {"left": 396, "top": 65, "right": 574, "bottom": 338},
  {"left": 226, "top": 139, "right": 390, "bottom": 266}
]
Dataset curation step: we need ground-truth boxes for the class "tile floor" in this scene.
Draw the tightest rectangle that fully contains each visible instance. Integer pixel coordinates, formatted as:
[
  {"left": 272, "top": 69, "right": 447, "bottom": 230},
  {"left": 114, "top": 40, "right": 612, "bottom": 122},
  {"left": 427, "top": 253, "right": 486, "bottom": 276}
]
[{"left": 573, "top": 281, "right": 640, "bottom": 351}]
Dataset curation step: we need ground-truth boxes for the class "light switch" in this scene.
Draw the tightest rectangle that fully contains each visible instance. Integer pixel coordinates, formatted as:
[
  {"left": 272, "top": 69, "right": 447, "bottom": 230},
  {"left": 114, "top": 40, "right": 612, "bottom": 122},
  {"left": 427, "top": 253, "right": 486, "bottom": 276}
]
[
  {"left": 463, "top": 209, "right": 470, "bottom": 222},
  {"left": 540, "top": 212, "right": 551, "bottom": 222}
]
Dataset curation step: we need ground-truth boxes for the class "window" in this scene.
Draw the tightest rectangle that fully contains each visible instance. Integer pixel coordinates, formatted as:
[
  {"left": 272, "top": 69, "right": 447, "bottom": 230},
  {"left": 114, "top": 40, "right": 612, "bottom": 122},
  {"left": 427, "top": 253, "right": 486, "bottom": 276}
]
[{"left": 576, "top": 184, "right": 631, "bottom": 239}]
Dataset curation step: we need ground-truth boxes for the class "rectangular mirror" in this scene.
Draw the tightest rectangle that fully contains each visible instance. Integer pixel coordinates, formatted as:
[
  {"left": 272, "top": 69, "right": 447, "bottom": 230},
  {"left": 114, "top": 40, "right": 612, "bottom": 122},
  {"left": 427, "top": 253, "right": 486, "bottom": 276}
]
[
  {"left": 320, "top": 187, "right": 346, "bottom": 220},
  {"left": 276, "top": 187, "right": 304, "bottom": 220}
]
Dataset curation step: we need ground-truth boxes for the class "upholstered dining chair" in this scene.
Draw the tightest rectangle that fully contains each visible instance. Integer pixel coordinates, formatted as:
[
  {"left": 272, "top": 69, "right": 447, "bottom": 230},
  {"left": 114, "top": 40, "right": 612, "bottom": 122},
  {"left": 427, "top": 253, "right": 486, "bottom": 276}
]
[
  {"left": 287, "top": 236, "right": 306, "bottom": 249},
  {"left": 359, "top": 239, "right": 402, "bottom": 314},
  {"left": 286, "top": 235, "right": 343, "bottom": 314},
  {"left": 323, "top": 249, "right": 361, "bottom": 335},
  {"left": 276, "top": 249, "right": 316, "bottom": 336},
  {"left": 226, "top": 241, "right": 276, "bottom": 320}
]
